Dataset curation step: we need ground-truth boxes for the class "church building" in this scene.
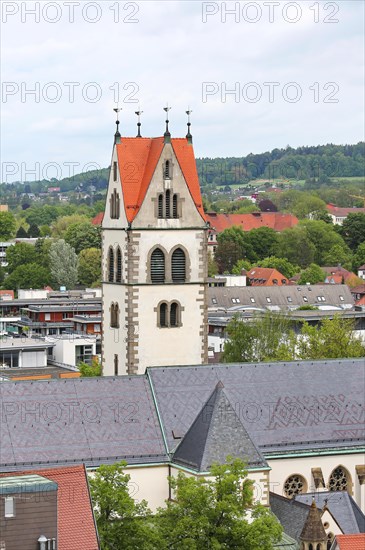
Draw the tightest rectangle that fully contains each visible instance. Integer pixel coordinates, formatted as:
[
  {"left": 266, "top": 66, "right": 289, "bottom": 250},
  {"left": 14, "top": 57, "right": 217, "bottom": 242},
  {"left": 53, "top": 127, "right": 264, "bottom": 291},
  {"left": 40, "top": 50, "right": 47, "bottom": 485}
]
[{"left": 101, "top": 110, "right": 208, "bottom": 376}]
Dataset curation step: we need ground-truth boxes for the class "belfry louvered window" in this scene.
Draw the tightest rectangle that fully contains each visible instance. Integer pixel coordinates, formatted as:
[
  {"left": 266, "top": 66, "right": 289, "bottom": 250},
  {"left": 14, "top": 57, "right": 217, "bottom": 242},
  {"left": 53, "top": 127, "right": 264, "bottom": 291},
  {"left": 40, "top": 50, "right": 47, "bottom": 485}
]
[
  {"left": 170, "top": 302, "right": 179, "bottom": 327},
  {"left": 172, "top": 248, "right": 186, "bottom": 282},
  {"left": 116, "top": 247, "right": 122, "bottom": 283},
  {"left": 159, "top": 303, "right": 168, "bottom": 327},
  {"left": 158, "top": 194, "right": 163, "bottom": 218},
  {"left": 165, "top": 189, "right": 171, "bottom": 218},
  {"left": 113, "top": 161, "right": 117, "bottom": 182},
  {"left": 151, "top": 249, "right": 165, "bottom": 283},
  {"left": 164, "top": 160, "right": 171, "bottom": 179},
  {"left": 110, "top": 189, "right": 120, "bottom": 219},
  {"left": 108, "top": 247, "right": 114, "bottom": 282},
  {"left": 172, "top": 194, "right": 178, "bottom": 218}
]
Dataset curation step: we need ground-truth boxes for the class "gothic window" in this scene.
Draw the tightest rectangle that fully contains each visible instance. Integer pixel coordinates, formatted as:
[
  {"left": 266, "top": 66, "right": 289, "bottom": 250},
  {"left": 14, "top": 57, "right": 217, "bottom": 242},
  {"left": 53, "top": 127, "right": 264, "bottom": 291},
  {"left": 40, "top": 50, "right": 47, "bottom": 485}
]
[
  {"left": 170, "top": 302, "right": 179, "bottom": 327},
  {"left": 173, "top": 194, "right": 178, "bottom": 218},
  {"left": 284, "top": 474, "right": 307, "bottom": 498},
  {"left": 110, "top": 303, "right": 119, "bottom": 328},
  {"left": 108, "top": 247, "right": 115, "bottom": 282},
  {"left": 328, "top": 466, "right": 350, "bottom": 492},
  {"left": 172, "top": 248, "right": 186, "bottom": 282},
  {"left": 309, "top": 545, "right": 313, "bottom": 550},
  {"left": 159, "top": 303, "right": 168, "bottom": 327},
  {"left": 165, "top": 189, "right": 171, "bottom": 218},
  {"left": 110, "top": 189, "right": 120, "bottom": 219},
  {"left": 164, "top": 160, "right": 171, "bottom": 179},
  {"left": 116, "top": 247, "right": 122, "bottom": 283},
  {"left": 327, "top": 533, "right": 334, "bottom": 550},
  {"left": 158, "top": 194, "right": 163, "bottom": 218},
  {"left": 113, "top": 161, "right": 117, "bottom": 182},
  {"left": 151, "top": 248, "right": 165, "bottom": 283}
]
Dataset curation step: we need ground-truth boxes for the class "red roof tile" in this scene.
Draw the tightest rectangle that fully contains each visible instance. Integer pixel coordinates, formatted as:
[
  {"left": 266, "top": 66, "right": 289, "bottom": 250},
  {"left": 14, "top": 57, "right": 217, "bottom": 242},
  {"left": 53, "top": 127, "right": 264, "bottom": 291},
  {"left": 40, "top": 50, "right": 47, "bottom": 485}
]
[
  {"left": 0, "top": 465, "right": 99, "bottom": 549},
  {"left": 206, "top": 212, "right": 298, "bottom": 232},
  {"left": 92, "top": 212, "right": 104, "bottom": 225},
  {"left": 0, "top": 290, "right": 14, "bottom": 300},
  {"left": 247, "top": 267, "right": 288, "bottom": 286},
  {"left": 335, "top": 533, "right": 365, "bottom": 550},
  {"left": 115, "top": 137, "right": 205, "bottom": 223},
  {"left": 326, "top": 203, "right": 365, "bottom": 217}
]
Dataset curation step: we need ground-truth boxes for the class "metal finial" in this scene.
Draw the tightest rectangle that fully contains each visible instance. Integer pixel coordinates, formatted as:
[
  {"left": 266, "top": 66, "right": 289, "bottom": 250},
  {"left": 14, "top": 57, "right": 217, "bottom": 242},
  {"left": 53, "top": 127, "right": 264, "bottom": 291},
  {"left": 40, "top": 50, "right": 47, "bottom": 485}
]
[
  {"left": 113, "top": 106, "right": 122, "bottom": 144},
  {"left": 186, "top": 107, "right": 193, "bottom": 143},
  {"left": 135, "top": 106, "right": 143, "bottom": 138},
  {"left": 163, "top": 103, "right": 171, "bottom": 142}
]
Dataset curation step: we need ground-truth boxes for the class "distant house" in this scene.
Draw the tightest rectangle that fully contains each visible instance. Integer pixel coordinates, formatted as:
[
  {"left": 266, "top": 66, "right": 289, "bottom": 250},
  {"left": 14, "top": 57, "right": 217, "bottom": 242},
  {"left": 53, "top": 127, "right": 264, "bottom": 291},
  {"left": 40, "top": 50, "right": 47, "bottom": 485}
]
[
  {"left": 323, "top": 266, "right": 362, "bottom": 287},
  {"left": 0, "top": 465, "right": 99, "bottom": 550},
  {"left": 247, "top": 267, "right": 288, "bottom": 286},
  {"left": 0, "top": 290, "right": 14, "bottom": 301},
  {"left": 326, "top": 203, "right": 365, "bottom": 225},
  {"left": 351, "top": 284, "right": 365, "bottom": 307},
  {"left": 358, "top": 264, "right": 365, "bottom": 280}
]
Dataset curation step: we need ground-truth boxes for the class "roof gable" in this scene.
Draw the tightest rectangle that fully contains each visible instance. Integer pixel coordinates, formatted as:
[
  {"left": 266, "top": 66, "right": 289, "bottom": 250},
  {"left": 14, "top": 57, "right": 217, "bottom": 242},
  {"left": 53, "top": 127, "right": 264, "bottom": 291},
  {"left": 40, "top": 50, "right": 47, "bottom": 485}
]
[{"left": 173, "top": 381, "right": 267, "bottom": 472}]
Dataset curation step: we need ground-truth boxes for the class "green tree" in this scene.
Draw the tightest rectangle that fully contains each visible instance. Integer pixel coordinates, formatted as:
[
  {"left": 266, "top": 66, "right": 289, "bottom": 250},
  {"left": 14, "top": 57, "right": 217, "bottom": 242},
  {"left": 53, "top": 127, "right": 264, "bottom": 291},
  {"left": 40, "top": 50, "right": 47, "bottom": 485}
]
[
  {"left": 155, "top": 457, "right": 282, "bottom": 550},
  {"left": 4, "top": 263, "right": 51, "bottom": 291},
  {"left": 341, "top": 213, "right": 365, "bottom": 250},
  {"left": 222, "top": 314, "right": 296, "bottom": 363},
  {"left": 353, "top": 242, "right": 365, "bottom": 271},
  {"left": 322, "top": 244, "right": 353, "bottom": 270},
  {"left": 51, "top": 214, "right": 90, "bottom": 238},
  {"left": 298, "top": 316, "right": 365, "bottom": 360},
  {"left": 49, "top": 240, "right": 78, "bottom": 289},
  {"left": 298, "top": 264, "right": 326, "bottom": 285},
  {"left": 27, "top": 223, "right": 40, "bottom": 237},
  {"left": 275, "top": 226, "right": 316, "bottom": 268},
  {"left": 78, "top": 248, "right": 101, "bottom": 286},
  {"left": 65, "top": 221, "right": 101, "bottom": 254},
  {"left": 300, "top": 220, "right": 348, "bottom": 265},
  {"left": 215, "top": 226, "right": 256, "bottom": 273},
  {"left": 246, "top": 227, "right": 278, "bottom": 261},
  {"left": 292, "top": 196, "right": 327, "bottom": 219},
  {"left": 257, "top": 256, "right": 299, "bottom": 279},
  {"left": 6, "top": 242, "right": 37, "bottom": 273},
  {"left": 89, "top": 461, "right": 158, "bottom": 550},
  {"left": 232, "top": 259, "right": 252, "bottom": 274},
  {"left": 208, "top": 254, "right": 218, "bottom": 277},
  {"left": 0, "top": 211, "right": 16, "bottom": 240},
  {"left": 16, "top": 226, "right": 28, "bottom": 238},
  {"left": 78, "top": 357, "right": 102, "bottom": 377}
]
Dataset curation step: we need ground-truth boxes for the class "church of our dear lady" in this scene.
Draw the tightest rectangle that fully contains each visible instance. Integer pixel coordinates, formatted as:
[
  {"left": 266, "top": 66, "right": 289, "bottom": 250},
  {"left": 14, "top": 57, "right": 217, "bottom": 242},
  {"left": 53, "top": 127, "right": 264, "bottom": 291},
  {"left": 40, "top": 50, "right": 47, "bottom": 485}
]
[{"left": 1, "top": 110, "right": 364, "bottom": 549}]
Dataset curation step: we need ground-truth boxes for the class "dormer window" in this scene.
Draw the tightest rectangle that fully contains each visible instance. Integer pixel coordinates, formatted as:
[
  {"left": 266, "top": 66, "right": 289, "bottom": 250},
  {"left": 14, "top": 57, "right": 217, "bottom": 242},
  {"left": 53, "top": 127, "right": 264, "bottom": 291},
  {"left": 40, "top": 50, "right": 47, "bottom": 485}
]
[{"left": 164, "top": 160, "right": 171, "bottom": 179}]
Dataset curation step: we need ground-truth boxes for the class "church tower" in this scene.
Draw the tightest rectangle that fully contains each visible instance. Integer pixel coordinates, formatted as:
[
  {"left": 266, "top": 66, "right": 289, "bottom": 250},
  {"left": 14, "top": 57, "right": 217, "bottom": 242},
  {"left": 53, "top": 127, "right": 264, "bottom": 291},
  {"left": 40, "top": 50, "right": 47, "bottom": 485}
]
[{"left": 101, "top": 110, "right": 208, "bottom": 376}]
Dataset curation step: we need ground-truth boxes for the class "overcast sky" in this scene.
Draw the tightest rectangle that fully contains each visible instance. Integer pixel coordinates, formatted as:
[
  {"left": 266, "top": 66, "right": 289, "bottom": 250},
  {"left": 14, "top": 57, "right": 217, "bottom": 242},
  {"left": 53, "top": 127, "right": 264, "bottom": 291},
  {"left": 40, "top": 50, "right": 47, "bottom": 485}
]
[{"left": 1, "top": 0, "right": 364, "bottom": 182}]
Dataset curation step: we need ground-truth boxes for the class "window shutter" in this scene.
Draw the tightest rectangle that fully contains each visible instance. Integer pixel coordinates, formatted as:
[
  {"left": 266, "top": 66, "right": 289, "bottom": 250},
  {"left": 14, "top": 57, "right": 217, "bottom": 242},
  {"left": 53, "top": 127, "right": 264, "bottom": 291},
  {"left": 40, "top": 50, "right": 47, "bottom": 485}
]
[
  {"left": 165, "top": 189, "right": 171, "bottom": 218},
  {"left": 172, "top": 248, "right": 186, "bottom": 282},
  {"left": 151, "top": 249, "right": 165, "bottom": 283}
]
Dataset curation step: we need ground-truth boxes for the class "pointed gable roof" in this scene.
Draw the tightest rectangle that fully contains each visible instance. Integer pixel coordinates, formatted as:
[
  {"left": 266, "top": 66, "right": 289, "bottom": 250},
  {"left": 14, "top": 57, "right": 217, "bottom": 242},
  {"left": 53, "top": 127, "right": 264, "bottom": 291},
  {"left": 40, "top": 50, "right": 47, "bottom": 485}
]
[
  {"left": 300, "top": 500, "right": 327, "bottom": 542},
  {"left": 115, "top": 137, "right": 205, "bottom": 223},
  {"left": 172, "top": 381, "right": 268, "bottom": 472}
]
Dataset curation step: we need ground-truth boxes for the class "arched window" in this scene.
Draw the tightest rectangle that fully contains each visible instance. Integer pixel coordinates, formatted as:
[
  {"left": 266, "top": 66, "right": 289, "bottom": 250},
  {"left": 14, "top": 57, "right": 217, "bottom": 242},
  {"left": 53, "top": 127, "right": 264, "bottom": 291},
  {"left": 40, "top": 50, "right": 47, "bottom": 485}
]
[
  {"left": 164, "top": 160, "right": 171, "bottom": 179},
  {"left": 114, "top": 354, "right": 119, "bottom": 376},
  {"left": 284, "top": 474, "right": 307, "bottom": 498},
  {"left": 309, "top": 545, "right": 313, "bottom": 550},
  {"left": 110, "top": 303, "right": 119, "bottom": 328},
  {"left": 327, "top": 533, "right": 334, "bottom": 550},
  {"left": 165, "top": 189, "right": 171, "bottom": 218},
  {"left": 151, "top": 248, "right": 165, "bottom": 283},
  {"left": 158, "top": 194, "right": 163, "bottom": 218},
  {"left": 170, "top": 302, "right": 179, "bottom": 327},
  {"left": 316, "top": 544, "right": 322, "bottom": 550},
  {"left": 116, "top": 247, "right": 122, "bottom": 283},
  {"left": 173, "top": 194, "right": 178, "bottom": 218},
  {"left": 159, "top": 303, "right": 168, "bottom": 327},
  {"left": 113, "top": 161, "right": 117, "bottom": 182},
  {"left": 172, "top": 248, "right": 186, "bottom": 282},
  {"left": 110, "top": 189, "right": 120, "bottom": 219},
  {"left": 108, "top": 247, "right": 114, "bottom": 282},
  {"left": 328, "top": 466, "right": 350, "bottom": 492}
]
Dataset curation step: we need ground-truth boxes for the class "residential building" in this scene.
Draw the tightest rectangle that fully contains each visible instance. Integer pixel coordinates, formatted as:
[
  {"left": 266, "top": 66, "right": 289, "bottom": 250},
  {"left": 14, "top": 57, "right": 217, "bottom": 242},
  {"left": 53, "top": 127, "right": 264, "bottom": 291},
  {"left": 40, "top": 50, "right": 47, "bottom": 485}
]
[
  {"left": 351, "top": 285, "right": 365, "bottom": 307},
  {"left": 0, "top": 242, "right": 14, "bottom": 268},
  {"left": 358, "top": 265, "right": 365, "bottom": 280},
  {"left": 102, "top": 123, "right": 208, "bottom": 375},
  {"left": 326, "top": 203, "right": 365, "bottom": 225},
  {"left": 0, "top": 465, "right": 99, "bottom": 550},
  {"left": 247, "top": 267, "right": 289, "bottom": 286},
  {"left": 323, "top": 266, "right": 362, "bottom": 287}
]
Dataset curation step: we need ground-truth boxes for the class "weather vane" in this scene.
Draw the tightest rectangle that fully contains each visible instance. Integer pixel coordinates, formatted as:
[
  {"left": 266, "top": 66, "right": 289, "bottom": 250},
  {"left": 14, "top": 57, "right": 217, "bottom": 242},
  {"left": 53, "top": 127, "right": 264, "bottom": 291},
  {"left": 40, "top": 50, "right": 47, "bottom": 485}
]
[
  {"left": 163, "top": 103, "right": 171, "bottom": 140},
  {"left": 186, "top": 107, "right": 193, "bottom": 142},
  {"left": 135, "top": 106, "right": 143, "bottom": 138},
  {"left": 113, "top": 106, "right": 122, "bottom": 143}
]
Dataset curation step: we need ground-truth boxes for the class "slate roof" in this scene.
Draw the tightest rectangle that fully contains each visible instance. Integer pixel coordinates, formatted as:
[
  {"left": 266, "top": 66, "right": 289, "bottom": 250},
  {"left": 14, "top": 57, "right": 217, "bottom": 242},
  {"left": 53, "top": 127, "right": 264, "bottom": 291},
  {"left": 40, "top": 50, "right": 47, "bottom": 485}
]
[
  {"left": 273, "top": 532, "right": 299, "bottom": 549},
  {"left": 270, "top": 492, "right": 312, "bottom": 541},
  {"left": 0, "top": 376, "right": 168, "bottom": 471},
  {"left": 296, "top": 491, "right": 365, "bottom": 534},
  {"left": 147, "top": 359, "right": 365, "bottom": 456},
  {"left": 0, "top": 465, "right": 99, "bottom": 549},
  {"left": 173, "top": 381, "right": 268, "bottom": 472}
]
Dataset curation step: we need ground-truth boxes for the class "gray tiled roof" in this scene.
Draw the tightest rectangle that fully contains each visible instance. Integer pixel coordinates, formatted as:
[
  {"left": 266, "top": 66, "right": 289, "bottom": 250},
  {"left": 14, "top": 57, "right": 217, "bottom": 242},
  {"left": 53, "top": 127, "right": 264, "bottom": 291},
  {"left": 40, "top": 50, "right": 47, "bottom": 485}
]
[
  {"left": 0, "top": 376, "right": 168, "bottom": 471},
  {"left": 173, "top": 381, "right": 268, "bottom": 471},
  {"left": 270, "top": 492, "right": 310, "bottom": 542},
  {"left": 147, "top": 359, "right": 365, "bottom": 456},
  {"left": 295, "top": 491, "right": 365, "bottom": 534}
]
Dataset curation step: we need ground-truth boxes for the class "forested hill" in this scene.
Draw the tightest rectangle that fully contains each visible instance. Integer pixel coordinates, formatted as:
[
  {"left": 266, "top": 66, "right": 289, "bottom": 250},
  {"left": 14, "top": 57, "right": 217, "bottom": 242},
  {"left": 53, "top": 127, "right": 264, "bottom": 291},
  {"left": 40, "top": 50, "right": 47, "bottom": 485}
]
[
  {"left": 1, "top": 142, "right": 364, "bottom": 194},
  {"left": 196, "top": 142, "right": 365, "bottom": 187}
]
